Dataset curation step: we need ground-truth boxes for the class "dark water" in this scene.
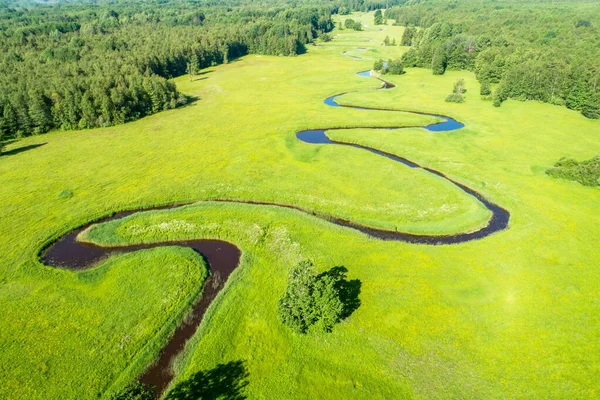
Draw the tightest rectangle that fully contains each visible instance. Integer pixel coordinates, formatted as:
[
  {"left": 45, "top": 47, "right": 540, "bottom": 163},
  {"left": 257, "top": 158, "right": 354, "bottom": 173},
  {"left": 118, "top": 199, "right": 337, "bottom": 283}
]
[
  {"left": 302, "top": 70, "right": 508, "bottom": 243},
  {"left": 41, "top": 210, "right": 241, "bottom": 398},
  {"left": 41, "top": 68, "right": 509, "bottom": 398}
]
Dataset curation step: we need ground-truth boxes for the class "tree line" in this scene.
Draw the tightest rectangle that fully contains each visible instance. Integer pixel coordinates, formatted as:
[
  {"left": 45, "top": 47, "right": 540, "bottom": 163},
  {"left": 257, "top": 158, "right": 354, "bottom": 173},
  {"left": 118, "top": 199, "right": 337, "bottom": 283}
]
[
  {"left": 384, "top": 0, "right": 600, "bottom": 119},
  {"left": 0, "top": 1, "right": 334, "bottom": 140}
]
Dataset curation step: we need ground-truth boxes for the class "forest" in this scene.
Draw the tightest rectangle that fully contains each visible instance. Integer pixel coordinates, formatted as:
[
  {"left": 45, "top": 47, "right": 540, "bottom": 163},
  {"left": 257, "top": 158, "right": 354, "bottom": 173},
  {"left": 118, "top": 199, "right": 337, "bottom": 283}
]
[
  {"left": 1, "top": 2, "right": 599, "bottom": 399},
  {"left": 0, "top": 0, "right": 334, "bottom": 140},
  {"left": 4, "top": 0, "right": 598, "bottom": 144},
  {"left": 385, "top": 0, "right": 600, "bottom": 119}
]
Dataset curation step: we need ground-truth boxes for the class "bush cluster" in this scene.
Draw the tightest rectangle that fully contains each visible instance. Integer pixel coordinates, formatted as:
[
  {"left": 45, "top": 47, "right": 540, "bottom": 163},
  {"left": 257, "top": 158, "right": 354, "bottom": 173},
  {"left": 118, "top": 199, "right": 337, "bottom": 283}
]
[
  {"left": 445, "top": 93, "right": 464, "bottom": 103},
  {"left": 277, "top": 261, "right": 344, "bottom": 334},
  {"left": 445, "top": 78, "right": 466, "bottom": 103},
  {"left": 344, "top": 18, "right": 362, "bottom": 31},
  {"left": 373, "top": 58, "right": 404, "bottom": 75},
  {"left": 546, "top": 155, "right": 600, "bottom": 187}
]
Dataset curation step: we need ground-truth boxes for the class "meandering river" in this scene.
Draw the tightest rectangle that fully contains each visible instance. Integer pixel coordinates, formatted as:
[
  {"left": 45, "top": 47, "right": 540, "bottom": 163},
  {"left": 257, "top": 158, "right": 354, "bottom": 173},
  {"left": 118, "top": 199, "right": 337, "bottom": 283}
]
[{"left": 41, "top": 67, "right": 509, "bottom": 397}]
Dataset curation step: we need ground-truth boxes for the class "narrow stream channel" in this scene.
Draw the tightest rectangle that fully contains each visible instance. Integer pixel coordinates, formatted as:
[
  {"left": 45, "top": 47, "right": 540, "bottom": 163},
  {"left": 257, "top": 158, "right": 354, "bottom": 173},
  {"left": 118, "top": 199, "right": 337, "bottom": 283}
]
[{"left": 40, "top": 67, "right": 509, "bottom": 398}]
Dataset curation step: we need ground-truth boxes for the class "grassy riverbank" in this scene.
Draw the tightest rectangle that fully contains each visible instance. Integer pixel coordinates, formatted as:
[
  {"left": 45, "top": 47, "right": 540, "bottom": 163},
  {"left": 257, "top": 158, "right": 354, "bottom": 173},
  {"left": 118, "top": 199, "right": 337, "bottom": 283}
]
[{"left": 0, "top": 11, "right": 599, "bottom": 399}]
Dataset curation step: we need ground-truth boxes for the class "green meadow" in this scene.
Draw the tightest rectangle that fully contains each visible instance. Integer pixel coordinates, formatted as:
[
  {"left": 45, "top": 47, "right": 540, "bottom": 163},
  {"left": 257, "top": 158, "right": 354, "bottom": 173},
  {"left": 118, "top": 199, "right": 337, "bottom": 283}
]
[{"left": 1, "top": 12, "right": 599, "bottom": 399}]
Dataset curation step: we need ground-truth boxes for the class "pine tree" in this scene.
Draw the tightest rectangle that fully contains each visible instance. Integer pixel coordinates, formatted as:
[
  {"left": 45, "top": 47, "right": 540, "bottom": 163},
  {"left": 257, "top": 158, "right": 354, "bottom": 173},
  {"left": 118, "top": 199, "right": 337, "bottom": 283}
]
[
  {"left": 374, "top": 9, "right": 383, "bottom": 25},
  {"left": 401, "top": 27, "right": 414, "bottom": 46},
  {"left": 221, "top": 45, "right": 229, "bottom": 64},
  {"left": 3, "top": 103, "right": 17, "bottom": 137},
  {"left": 432, "top": 45, "right": 447, "bottom": 75},
  {"left": 28, "top": 89, "right": 52, "bottom": 134},
  {"left": 188, "top": 52, "right": 199, "bottom": 81},
  {"left": 480, "top": 80, "right": 492, "bottom": 96}
]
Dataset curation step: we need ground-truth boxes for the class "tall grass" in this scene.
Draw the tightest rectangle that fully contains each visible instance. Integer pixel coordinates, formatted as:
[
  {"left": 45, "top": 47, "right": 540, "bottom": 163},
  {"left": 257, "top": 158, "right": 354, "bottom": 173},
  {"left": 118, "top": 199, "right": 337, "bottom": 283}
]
[{"left": 0, "top": 11, "right": 599, "bottom": 400}]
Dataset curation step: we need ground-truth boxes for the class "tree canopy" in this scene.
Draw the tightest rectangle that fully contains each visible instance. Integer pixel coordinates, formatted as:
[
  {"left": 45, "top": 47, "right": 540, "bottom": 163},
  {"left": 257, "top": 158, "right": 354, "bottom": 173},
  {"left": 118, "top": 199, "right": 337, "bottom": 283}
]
[
  {"left": 0, "top": 0, "right": 334, "bottom": 138},
  {"left": 386, "top": 0, "right": 600, "bottom": 119}
]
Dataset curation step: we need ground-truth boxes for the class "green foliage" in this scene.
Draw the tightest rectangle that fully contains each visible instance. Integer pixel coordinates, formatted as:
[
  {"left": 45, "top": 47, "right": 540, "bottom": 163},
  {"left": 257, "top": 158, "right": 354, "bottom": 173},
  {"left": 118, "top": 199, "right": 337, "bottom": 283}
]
[
  {"left": 401, "top": 26, "right": 416, "bottom": 46},
  {"left": 344, "top": 18, "right": 362, "bottom": 31},
  {"left": 453, "top": 78, "right": 466, "bottom": 94},
  {"left": 0, "top": 125, "right": 4, "bottom": 154},
  {"left": 401, "top": 47, "right": 419, "bottom": 67},
  {"left": 320, "top": 33, "right": 332, "bottom": 42},
  {"left": 441, "top": 77, "right": 466, "bottom": 102},
  {"left": 339, "top": 7, "right": 350, "bottom": 15},
  {"left": 386, "top": 58, "right": 405, "bottom": 75},
  {"left": 384, "top": 1, "right": 600, "bottom": 118},
  {"left": 480, "top": 80, "right": 492, "bottom": 96},
  {"left": 445, "top": 93, "right": 464, "bottom": 103},
  {"left": 373, "top": 59, "right": 384, "bottom": 71},
  {"left": 0, "top": 1, "right": 334, "bottom": 138},
  {"left": 546, "top": 155, "right": 600, "bottom": 187},
  {"left": 1, "top": 19, "right": 599, "bottom": 399},
  {"left": 431, "top": 45, "right": 447, "bottom": 75},
  {"left": 374, "top": 9, "right": 383, "bottom": 25},
  {"left": 57, "top": 189, "right": 73, "bottom": 199},
  {"left": 277, "top": 261, "right": 344, "bottom": 334}
]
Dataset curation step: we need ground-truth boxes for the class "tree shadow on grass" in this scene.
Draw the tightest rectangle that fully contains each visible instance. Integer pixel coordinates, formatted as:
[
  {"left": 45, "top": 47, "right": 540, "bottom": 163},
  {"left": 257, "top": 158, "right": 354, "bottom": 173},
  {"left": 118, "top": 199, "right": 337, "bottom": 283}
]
[
  {"left": 318, "top": 266, "right": 362, "bottom": 320},
  {"left": 1, "top": 142, "right": 47, "bottom": 156},
  {"left": 180, "top": 95, "right": 200, "bottom": 108},
  {"left": 165, "top": 360, "right": 249, "bottom": 400}
]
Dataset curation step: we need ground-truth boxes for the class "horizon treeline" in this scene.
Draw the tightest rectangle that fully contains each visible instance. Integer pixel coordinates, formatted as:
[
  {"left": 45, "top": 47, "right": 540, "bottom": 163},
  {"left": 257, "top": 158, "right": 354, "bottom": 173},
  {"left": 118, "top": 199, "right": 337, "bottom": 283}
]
[
  {"left": 0, "top": 0, "right": 334, "bottom": 138},
  {"left": 384, "top": 0, "right": 600, "bottom": 119}
]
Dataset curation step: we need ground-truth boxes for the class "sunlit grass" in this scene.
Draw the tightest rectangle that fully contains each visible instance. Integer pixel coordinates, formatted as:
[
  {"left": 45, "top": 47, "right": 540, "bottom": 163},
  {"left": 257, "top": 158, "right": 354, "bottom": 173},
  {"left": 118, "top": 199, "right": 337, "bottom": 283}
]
[{"left": 0, "top": 11, "right": 599, "bottom": 400}]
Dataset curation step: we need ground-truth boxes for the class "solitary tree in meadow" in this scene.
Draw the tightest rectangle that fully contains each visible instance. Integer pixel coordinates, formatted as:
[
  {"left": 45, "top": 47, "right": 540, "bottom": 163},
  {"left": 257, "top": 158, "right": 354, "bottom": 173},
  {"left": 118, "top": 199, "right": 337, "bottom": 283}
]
[
  {"left": 277, "top": 260, "right": 344, "bottom": 334},
  {"left": 374, "top": 9, "right": 383, "bottom": 25}
]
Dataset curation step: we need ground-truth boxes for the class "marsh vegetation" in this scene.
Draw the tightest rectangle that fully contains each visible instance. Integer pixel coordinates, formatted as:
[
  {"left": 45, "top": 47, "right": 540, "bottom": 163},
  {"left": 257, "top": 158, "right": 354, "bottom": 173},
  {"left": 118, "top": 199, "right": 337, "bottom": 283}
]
[{"left": 0, "top": 2, "right": 599, "bottom": 400}]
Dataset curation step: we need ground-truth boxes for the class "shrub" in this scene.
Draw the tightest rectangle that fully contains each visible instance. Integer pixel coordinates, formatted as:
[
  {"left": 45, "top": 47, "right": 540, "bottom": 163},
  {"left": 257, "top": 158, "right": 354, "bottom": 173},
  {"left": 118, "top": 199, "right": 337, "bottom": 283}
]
[
  {"left": 546, "top": 155, "right": 600, "bottom": 187},
  {"left": 58, "top": 189, "right": 74, "bottom": 199},
  {"left": 582, "top": 108, "right": 600, "bottom": 119},
  {"left": 374, "top": 9, "right": 383, "bottom": 25},
  {"left": 277, "top": 261, "right": 344, "bottom": 334},
  {"left": 480, "top": 80, "right": 492, "bottom": 96},
  {"left": 344, "top": 19, "right": 362, "bottom": 31},
  {"left": 453, "top": 78, "right": 466, "bottom": 94},
  {"left": 445, "top": 93, "right": 464, "bottom": 103},
  {"left": 373, "top": 59, "right": 384, "bottom": 71},
  {"left": 320, "top": 33, "right": 332, "bottom": 42},
  {"left": 387, "top": 58, "right": 404, "bottom": 75}
]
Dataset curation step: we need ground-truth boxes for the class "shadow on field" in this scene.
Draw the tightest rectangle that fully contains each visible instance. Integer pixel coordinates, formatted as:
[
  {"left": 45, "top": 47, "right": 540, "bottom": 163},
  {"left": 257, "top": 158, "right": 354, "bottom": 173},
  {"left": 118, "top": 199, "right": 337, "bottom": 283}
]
[
  {"left": 165, "top": 360, "right": 249, "bottom": 400},
  {"left": 318, "top": 266, "right": 362, "bottom": 319},
  {"left": 181, "top": 96, "right": 200, "bottom": 107},
  {"left": 1, "top": 142, "right": 47, "bottom": 156}
]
